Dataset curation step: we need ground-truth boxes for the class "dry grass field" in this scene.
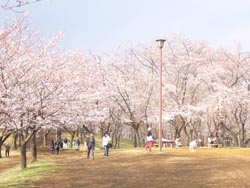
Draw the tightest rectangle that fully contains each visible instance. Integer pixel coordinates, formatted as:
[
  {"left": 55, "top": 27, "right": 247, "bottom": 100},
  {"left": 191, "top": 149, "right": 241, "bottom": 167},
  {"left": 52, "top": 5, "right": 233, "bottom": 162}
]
[{"left": 1, "top": 147, "right": 250, "bottom": 188}]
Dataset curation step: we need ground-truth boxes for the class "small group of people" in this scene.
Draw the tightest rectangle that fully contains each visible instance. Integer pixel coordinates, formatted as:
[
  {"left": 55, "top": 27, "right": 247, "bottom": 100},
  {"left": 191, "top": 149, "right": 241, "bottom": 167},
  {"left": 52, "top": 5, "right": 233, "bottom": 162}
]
[
  {"left": 208, "top": 135, "right": 217, "bottom": 145},
  {"left": 49, "top": 132, "right": 112, "bottom": 159},
  {"left": 145, "top": 127, "right": 183, "bottom": 151},
  {"left": 50, "top": 137, "right": 81, "bottom": 155},
  {"left": 50, "top": 140, "right": 60, "bottom": 154},
  {"left": 85, "top": 132, "right": 112, "bottom": 159},
  {"left": 145, "top": 127, "right": 203, "bottom": 152}
]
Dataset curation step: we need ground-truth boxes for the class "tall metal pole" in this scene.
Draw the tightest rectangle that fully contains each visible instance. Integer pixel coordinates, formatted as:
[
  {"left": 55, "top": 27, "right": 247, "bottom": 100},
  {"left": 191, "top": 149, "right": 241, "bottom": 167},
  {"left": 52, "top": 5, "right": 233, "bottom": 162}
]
[
  {"left": 156, "top": 38, "right": 165, "bottom": 152},
  {"left": 159, "top": 46, "right": 163, "bottom": 152}
]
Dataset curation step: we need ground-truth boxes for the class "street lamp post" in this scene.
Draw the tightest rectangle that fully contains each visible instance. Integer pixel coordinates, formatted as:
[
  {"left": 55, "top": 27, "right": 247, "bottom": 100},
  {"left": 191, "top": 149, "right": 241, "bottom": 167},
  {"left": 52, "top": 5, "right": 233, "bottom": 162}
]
[{"left": 156, "top": 38, "right": 166, "bottom": 152}]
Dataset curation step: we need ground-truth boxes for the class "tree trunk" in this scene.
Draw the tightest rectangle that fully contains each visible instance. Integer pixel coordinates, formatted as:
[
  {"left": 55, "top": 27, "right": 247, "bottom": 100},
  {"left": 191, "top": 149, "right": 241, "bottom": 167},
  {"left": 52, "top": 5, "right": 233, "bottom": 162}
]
[
  {"left": 117, "top": 134, "right": 121, "bottom": 148},
  {"left": 113, "top": 133, "right": 121, "bottom": 149},
  {"left": 31, "top": 132, "right": 37, "bottom": 162},
  {"left": 44, "top": 132, "right": 48, "bottom": 146},
  {"left": 18, "top": 130, "right": 24, "bottom": 147},
  {"left": 56, "top": 128, "right": 62, "bottom": 141},
  {"left": 43, "top": 130, "right": 50, "bottom": 146},
  {"left": 232, "top": 135, "right": 238, "bottom": 146},
  {"left": 135, "top": 128, "right": 141, "bottom": 147},
  {"left": 133, "top": 132, "right": 137, "bottom": 147},
  {"left": 21, "top": 143, "right": 27, "bottom": 169},
  {"left": 80, "top": 132, "right": 83, "bottom": 143},
  {"left": 12, "top": 132, "right": 18, "bottom": 150},
  {"left": 70, "top": 133, "right": 75, "bottom": 148},
  {"left": 132, "top": 130, "right": 141, "bottom": 147},
  {"left": 183, "top": 125, "right": 194, "bottom": 146},
  {"left": 241, "top": 124, "right": 246, "bottom": 147},
  {"left": 244, "top": 138, "right": 250, "bottom": 146},
  {"left": 0, "top": 140, "right": 2, "bottom": 158},
  {"left": 19, "top": 126, "right": 41, "bottom": 169}
]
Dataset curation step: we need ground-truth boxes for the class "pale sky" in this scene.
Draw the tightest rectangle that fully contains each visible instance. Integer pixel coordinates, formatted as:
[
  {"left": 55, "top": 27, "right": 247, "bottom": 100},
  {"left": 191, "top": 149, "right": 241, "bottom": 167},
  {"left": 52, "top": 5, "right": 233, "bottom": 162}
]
[{"left": 2, "top": 0, "right": 250, "bottom": 52}]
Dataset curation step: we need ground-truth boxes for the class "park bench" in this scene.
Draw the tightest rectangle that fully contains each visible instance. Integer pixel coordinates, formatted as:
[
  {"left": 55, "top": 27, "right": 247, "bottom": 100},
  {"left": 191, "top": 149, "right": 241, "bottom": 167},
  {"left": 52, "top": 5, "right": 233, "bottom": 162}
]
[
  {"left": 208, "top": 143, "right": 222, "bottom": 148},
  {"left": 153, "top": 139, "right": 175, "bottom": 149}
]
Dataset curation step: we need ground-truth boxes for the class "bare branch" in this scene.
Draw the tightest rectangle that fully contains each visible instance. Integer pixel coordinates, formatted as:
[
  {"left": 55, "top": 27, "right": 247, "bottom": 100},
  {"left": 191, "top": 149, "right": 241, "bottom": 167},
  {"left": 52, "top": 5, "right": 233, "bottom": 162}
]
[{"left": 1, "top": 0, "right": 42, "bottom": 13}]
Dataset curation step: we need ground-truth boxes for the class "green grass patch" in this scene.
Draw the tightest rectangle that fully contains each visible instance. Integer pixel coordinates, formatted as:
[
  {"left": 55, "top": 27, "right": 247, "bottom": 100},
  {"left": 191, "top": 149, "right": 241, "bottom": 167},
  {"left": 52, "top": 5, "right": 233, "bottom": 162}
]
[
  {"left": 0, "top": 157, "right": 9, "bottom": 162},
  {"left": 118, "top": 137, "right": 134, "bottom": 148},
  {"left": 0, "top": 160, "right": 57, "bottom": 188}
]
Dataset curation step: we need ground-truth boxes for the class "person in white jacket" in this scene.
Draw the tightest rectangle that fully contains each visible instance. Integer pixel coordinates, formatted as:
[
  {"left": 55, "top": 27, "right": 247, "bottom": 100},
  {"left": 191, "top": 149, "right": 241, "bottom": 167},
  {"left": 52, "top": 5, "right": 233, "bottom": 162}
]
[
  {"left": 189, "top": 140, "right": 197, "bottom": 152},
  {"left": 189, "top": 139, "right": 201, "bottom": 152},
  {"left": 102, "top": 133, "right": 111, "bottom": 158}
]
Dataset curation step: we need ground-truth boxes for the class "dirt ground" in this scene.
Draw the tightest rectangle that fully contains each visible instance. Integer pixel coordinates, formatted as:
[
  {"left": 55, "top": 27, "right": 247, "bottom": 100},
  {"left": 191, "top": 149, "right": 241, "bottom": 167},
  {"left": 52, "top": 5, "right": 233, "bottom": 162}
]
[{"left": 1, "top": 147, "right": 250, "bottom": 188}]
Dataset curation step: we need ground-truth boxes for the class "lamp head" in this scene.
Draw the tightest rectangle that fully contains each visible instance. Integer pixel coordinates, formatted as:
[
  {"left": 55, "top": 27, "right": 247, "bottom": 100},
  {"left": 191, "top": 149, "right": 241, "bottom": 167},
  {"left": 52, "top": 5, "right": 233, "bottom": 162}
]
[{"left": 156, "top": 38, "right": 166, "bottom": 49}]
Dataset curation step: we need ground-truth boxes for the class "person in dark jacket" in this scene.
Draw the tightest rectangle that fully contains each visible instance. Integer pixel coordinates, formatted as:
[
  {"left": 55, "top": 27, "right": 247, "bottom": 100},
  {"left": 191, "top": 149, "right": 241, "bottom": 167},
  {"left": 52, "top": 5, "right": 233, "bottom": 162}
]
[
  {"left": 86, "top": 133, "right": 95, "bottom": 160},
  {"left": 5, "top": 143, "right": 10, "bottom": 157},
  {"left": 55, "top": 140, "right": 60, "bottom": 154},
  {"left": 76, "top": 139, "right": 81, "bottom": 151},
  {"left": 50, "top": 140, "right": 55, "bottom": 154}
]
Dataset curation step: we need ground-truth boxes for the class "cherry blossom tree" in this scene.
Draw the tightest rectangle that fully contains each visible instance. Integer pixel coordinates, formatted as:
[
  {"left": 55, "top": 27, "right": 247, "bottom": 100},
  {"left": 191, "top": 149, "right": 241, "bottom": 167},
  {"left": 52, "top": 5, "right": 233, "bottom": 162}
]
[
  {"left": 99, "top": 46, "right": 159, "bottom": 147},
  {"left": 211, "top": 47, "right": 250, "bottom": 146}
]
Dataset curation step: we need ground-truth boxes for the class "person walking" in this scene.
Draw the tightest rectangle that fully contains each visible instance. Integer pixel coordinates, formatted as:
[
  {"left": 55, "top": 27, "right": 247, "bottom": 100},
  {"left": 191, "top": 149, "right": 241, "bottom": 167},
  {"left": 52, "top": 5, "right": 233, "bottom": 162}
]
[
  {"left": 145, "top": 127, "right": 153, "bottom": 152},
  {"left": 102, "top": 133, "right": 111, "bottom": 158},
  {"left": 86, "top": 133, "right": 95, "bottom": 160},
  {"left": 5, "top": 143, "right": 10, "bottom": 157},
  {"left": 55, "top": 140, "right": 60, "bottom": 154},
  {"left": 50, "top": 140, "right": 55, "bottom": 154},
  {"left": 76, "top": 139, "right": 81, "bottom": 151},
  {"left": 63, "top": 137, "right": 68, "bottom": 149}
]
